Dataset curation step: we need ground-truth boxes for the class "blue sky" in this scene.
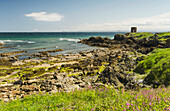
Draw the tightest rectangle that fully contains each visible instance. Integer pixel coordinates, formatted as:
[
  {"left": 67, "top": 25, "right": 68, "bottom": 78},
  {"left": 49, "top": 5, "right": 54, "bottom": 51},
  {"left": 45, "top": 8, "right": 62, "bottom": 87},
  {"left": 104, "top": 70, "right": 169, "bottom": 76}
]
[{"left": 1, "top": 0, "right": 170, "bottom": 32}]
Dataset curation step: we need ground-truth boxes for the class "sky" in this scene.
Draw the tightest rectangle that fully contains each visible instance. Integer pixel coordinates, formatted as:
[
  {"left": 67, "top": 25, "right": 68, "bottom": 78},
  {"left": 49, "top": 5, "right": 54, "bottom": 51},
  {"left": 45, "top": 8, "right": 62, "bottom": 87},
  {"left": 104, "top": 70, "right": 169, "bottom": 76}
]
[{"left": 1, "top": 0, "right": 170, "bottom": 32}]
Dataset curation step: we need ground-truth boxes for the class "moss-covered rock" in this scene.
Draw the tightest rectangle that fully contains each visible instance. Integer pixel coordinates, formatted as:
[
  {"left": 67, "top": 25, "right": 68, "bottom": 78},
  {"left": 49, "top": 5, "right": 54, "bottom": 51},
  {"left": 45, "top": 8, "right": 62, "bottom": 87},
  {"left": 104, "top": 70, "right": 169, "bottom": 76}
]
[
  {"left": 126, "top": 32, "right": 154, "bottom": 39},
  {"left": 134, "top": 48, "right": 170, "bottom": 85},
  {"left": 126, "top": 32, "right": 170, "bottom": 41},
  {"left": 144, "top": 55, "right": 170, "bottom": 85}
]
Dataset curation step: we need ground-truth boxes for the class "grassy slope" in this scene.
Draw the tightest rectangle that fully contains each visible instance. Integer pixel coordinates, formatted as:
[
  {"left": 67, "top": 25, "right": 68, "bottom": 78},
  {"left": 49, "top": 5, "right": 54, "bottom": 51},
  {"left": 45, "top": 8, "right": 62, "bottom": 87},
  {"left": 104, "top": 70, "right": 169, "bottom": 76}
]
[
  {"left": 127, "top": 32, "right": 154, "bottom": 39},
  {"left": 0, "top": 87, "right": 169, "bottom": 111},
  {"left": 127, "top": 32, "right": 170, "bottom": 41},
  {"left": 134, "top": 48, "right": 170, "bottom": 85}
]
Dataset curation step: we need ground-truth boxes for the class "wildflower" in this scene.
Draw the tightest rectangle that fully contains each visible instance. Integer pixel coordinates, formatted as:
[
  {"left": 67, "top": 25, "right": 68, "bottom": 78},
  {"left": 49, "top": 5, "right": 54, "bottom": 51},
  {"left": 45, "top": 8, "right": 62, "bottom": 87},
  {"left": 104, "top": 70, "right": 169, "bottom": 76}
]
[
  {"left": 158, "top": 97, "right": 160, "bottom": 101},
  {"left": 88, "top": 86, "right": 92, "bottom": 89},
  {"left": 126, "top": 103, "right": 130, "bottom": 106},
  {"left": 164, "top": 98, "right": 166, "bottom": 102},
  {"left": 122, "top": 89, "right": 124, "bottom": 93},
  {"left": 91, "top": 108, "right": 95, "bottom": 111},
  {"left": 134, "top": 95, "right": 137, "bottom": 99},
  {"left": 149, "top": 102, "right": 152, "bottom": 106},
  {"left": 136, "top": 107, "right": 140, "bottom": 111},
  {"left": 149, "top": 95, "right": 153, "bottom": 100}
]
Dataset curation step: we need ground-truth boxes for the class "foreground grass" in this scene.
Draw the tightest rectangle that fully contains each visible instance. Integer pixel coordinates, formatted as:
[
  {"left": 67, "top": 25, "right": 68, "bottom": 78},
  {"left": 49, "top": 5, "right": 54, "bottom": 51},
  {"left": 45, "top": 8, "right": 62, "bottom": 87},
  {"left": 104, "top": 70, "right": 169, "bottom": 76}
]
[{"left": 0, "top": 87, "right": 169, "bottom": 111}]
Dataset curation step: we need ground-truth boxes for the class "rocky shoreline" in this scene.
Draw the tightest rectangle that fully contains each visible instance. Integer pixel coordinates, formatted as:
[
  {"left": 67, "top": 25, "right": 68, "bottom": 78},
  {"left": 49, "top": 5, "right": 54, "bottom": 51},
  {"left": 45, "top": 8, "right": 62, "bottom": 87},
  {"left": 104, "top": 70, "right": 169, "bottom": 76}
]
[{"left": 0, "top": 33, "right": 169, "bottom": 102}]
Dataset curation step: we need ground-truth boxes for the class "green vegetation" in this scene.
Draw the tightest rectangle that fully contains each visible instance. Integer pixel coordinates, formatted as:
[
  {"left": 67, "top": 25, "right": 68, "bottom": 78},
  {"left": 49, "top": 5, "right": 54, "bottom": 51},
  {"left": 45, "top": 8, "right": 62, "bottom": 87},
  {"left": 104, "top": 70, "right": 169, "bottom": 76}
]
[
  {"left": 0, "top": 69, "right": 17, "bottom": 77},
  {"left": 47, "top": 66, "right": 58, "bottom": 72},
  {"left": 8, "top": 67, "right": 46, "bottom": 79},
  {"left": 68, "top": 73, "right": 81, "bottom": 77},
  {"left": 127, "top": 32, "right": 154, "bottom": 39},
  {"left": 134, "top": 48, "right": 170, "bottom": 85},
  {"left": 0, "top": 87, "right": 169, "bottom": 111},
  {"left": 127, "top": 32, "right": 170, "bottom": 41},
  {"left": 59, "top": 67, "right": 73, "bottom": 73},
  {"left": 156, "top": 32, "right": 170, "bottom": 37},
  {"left": 99, "top": 64, "right": 106, "bottom": 73}
]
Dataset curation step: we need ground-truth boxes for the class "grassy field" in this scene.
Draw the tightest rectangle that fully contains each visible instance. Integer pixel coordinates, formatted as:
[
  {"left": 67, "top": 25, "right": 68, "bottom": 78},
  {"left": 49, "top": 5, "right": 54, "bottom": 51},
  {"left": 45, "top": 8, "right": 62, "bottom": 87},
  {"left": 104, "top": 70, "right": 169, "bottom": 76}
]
[{"left": 0, "top": 87, "right": 169, "bottom": 111}]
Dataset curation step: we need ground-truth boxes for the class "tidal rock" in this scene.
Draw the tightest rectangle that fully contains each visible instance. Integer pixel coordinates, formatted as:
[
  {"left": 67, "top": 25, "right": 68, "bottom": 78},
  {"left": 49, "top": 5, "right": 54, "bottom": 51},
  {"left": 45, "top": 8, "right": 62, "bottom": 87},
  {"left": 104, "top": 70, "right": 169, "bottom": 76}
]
[
  {"left": 98, "top": 66, "right": 123, "bottom": 87},
  {"left": 9, "top": 56, "right": 19, "bottom": 62},
  {"left": 144, "top": 39, "right": 159, "bottom": 47},
  {"left": 88, "top": 36, "right": 103, "bottom": 42},
  {"left": 165, "top": 38, "right": 170, "bottom": 47},
  {"left": 13, "top": 80, "right": 23, "bottom": 85},
  {"left": 0, "top": 51, "right": 27, "bottom": 57},
  {"left": 114, "top": 34, "right": 127, "bottom": 41}
]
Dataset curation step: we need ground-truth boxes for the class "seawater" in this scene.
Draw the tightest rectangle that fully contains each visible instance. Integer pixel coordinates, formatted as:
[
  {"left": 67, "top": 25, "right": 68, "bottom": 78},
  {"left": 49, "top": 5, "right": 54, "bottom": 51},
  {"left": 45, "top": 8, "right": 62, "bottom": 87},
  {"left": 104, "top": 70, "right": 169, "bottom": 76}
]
[{"left": 0, "top": 32, "right": 125, "bottom": 55}]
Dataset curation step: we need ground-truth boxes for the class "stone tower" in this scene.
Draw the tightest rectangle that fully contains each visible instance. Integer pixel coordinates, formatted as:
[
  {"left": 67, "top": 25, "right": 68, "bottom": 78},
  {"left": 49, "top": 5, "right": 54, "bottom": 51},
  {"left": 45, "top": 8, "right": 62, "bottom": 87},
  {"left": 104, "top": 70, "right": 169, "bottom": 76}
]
[{"left": 131, "top": 27, "right": 137, "bottom": 33}]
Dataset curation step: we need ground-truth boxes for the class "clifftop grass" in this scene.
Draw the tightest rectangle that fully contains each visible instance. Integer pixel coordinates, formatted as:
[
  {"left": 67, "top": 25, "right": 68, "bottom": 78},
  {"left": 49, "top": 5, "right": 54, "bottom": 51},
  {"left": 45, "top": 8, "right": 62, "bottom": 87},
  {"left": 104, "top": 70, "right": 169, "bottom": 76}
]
[
  {"left": 127, "top": 32, "right": 154, "bottom": 39},
  {"left": 127, "top": 32, "right": 170, "bottom": 41},
  {"left": 134, "top": 48, "right": 170, "bottom": 85}
]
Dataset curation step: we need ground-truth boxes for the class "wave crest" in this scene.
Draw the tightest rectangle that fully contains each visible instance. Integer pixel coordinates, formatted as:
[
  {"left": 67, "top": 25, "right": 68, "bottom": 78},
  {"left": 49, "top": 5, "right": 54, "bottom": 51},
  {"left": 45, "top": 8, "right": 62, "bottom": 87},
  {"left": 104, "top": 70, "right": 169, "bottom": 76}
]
[
  {"left": 59, "top": 38, "right": 80, "bottom": 42},
  {"left": 0, "top": 40, "right": 35, "bottom": 44}
]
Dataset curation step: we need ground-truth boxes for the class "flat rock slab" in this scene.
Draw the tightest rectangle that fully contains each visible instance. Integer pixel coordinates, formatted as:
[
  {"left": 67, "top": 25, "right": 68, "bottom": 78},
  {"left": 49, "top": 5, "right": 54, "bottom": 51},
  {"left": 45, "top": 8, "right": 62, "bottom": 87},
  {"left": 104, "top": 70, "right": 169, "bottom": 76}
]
[{"left": 0, "top": 84, "right": 13, "bottom": 88}]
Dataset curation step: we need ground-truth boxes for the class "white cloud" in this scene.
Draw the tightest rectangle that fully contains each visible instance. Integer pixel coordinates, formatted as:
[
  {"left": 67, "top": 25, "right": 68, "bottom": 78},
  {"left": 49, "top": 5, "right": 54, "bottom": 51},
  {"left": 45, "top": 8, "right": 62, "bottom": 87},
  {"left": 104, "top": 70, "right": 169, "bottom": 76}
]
[
  {"left": 25, "top": 12, "right": 64, "bottom": 22},
  {"left": 72, "top": 12, "right": 170, "bottom": 32}
]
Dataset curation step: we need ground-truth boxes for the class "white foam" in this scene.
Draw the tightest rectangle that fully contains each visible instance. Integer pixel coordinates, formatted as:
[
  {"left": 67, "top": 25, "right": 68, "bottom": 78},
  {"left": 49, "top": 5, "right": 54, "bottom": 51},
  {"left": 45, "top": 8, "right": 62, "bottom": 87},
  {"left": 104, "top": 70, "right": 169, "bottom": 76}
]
[
  {"left": 0, "top": 40, "right": 4, "bottom": 43},
  {"left": 28, "top": 41, "right": 35, "bottom": 43},
  {"left": 0, "top": 40, "right": 35, "bottom": 44},
  {"left": 59, "top": 38, "right": 80, "bottom": 42},
  {"left": 110, "top": 37, "right": 115, "bottom": 39}
]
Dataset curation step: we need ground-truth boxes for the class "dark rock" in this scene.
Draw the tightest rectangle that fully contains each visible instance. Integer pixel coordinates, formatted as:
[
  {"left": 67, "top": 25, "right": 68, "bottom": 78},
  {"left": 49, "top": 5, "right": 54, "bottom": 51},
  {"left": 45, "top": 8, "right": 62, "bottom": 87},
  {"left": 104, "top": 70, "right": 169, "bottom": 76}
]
[
  {"left": 137, "top": 47, "right": 155, "bottom": 54},
  {"left": 13, "top": 80, "right": 23, "bottom": 85},
  {"left": 124, "top": 39, "right": 133, "bottom": 44},
  {"left": 165, "top": 38, "right": 170, "bottom": 47},
  {"left": 53, "top": 74, "right": 58, "bottom": 80},
  {"left": 88, "top": 37, "right": 96, "bottom": 41},
  {"left": 144, "top": 39, "right": 159, "bottom": 47},
  {"left": 114, "top": 34, "right": 127, "bottom": 41},
  {"left": 98, "top": 66, "right": 123, "bottom": 87},
  {"left": 88, "top": 36, "right": 103, "bottom": 42},
  {"left": 0, "top": 51, "right": 27, "bottom": 57},
  {"left": 9, "top": 56, "right": 19, "bottom": 62}
]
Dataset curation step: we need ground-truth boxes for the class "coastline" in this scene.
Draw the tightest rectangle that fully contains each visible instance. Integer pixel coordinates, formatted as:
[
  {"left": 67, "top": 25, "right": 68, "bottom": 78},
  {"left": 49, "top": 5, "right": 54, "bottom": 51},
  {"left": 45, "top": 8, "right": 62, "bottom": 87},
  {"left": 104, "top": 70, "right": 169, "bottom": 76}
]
[{"left": 0, "top": 32, "right": 169, "bottom": 103}]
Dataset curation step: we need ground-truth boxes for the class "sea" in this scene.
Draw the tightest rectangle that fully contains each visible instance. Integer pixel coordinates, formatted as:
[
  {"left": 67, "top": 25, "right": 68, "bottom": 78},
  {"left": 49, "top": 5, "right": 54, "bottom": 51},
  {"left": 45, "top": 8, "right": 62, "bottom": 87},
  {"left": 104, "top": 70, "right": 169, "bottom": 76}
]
[{"left": 0, "top": 32, "right": 125, "bottom": 59}]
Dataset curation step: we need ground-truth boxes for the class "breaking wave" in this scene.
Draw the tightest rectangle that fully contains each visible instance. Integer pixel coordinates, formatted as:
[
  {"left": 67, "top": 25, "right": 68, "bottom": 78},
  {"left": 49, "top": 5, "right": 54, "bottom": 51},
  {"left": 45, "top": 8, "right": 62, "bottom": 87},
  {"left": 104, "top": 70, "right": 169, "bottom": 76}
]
[
  {"left": 59, "top": 38, "right": 80, "bottom": 42},
  {"left": 0, "top": 40, "right": 35, "bottom": 44}
]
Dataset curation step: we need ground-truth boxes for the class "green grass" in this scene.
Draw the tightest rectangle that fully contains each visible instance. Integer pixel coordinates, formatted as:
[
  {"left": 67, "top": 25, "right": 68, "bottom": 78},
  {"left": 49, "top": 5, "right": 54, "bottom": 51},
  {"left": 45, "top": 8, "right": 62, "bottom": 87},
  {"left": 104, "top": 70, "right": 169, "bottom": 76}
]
[
  {"left": 156, "top": 32, "right": 170, "bottom": 37},
  {"left": 127, "top": 32, "right": 170, "bottom": 41},
  {"left": 127, "top": 32, "right": 154, "bottom": 39},
  {"left": 8, "top": 67, "right": 47, "bottom": 79},
  {"left": 0, "top": 87, "right": 169, "bottom": 111},
  {"left": 134, "top": 48, "right": 170, "bottom": 85},
  {"left": 59, "top": 67, "right": 73, "bottom": 73},
  {"left": 144, "top": 55, "right": 170, "bottom": 85}
]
